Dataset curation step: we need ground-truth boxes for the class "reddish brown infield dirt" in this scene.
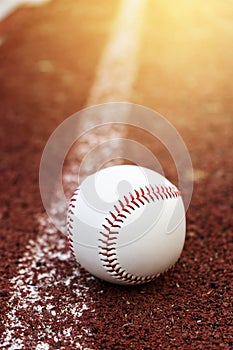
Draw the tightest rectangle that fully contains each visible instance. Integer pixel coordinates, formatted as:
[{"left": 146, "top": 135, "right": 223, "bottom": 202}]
[{"left": 0, "top": 0, "right": 232, "bottom": 349}]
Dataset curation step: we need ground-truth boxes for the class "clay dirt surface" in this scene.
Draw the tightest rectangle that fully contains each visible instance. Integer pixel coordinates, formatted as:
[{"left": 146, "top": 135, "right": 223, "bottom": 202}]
[{"left": 0, "top": 0, "right": 232, "bottom": 349}]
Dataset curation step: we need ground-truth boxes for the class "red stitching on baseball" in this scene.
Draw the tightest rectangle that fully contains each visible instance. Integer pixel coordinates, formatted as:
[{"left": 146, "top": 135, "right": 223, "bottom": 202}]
[
  {"left": 67, "top": 187, "right": 80, "bottom": 260},
  {"left": 98, "top": 184, "right": 180, "bottom": 284},
  {"left": 67, "top": 183, "right": 180, "bottom": 284}
]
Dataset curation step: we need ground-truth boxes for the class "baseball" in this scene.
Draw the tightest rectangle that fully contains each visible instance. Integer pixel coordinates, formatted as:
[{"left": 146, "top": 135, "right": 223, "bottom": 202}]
[{"left": 67, "top": 165, "right": 186, "bottom": 285}]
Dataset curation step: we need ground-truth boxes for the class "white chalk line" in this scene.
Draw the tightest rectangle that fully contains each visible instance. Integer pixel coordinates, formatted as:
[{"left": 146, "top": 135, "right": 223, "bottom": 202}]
[
  {"left": 86, "top": 0, "right": 146, "bottom": 105},
  {"left": 70, "top": 0, "right": 147, "bottom": 177},
  {"left": 1, "top": 215, "right": 94, "bottom": 350},
  {"left": 1, "top": 0, "right": 148, "bottom": 348}
]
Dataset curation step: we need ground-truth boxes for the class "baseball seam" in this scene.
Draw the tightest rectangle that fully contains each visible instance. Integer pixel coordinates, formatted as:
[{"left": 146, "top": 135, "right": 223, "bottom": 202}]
[
  {"left": 67, "top": 187, "right": 80, "bottom": 261},
  {"left": 67, "top": 184, "right": 180, "bottom": 284},
  {"left": 98, "top": 185, "right": 180, "bottom": 284}
]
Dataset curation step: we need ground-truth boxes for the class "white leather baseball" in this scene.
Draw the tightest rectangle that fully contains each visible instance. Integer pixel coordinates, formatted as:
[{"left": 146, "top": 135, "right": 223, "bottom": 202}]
[{"left": 67, "top": 165, "right": 186, "bottom": 285}]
